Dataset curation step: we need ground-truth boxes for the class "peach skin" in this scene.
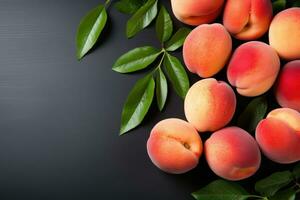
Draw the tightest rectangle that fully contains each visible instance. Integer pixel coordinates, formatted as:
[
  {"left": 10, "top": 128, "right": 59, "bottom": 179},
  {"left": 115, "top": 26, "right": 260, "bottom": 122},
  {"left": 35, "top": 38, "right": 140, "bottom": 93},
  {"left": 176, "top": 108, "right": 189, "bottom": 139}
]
[
  {"left": 275, "top": 60, "right": 300, "bottom": 112},
  {"left": 147, "top": 118, "right": 203, "bottom": 174},
  {"left": 170, "top": 0, "right": 224, "bottom": 26},
  {"left": 184, "top": 78, "right": 236, "bottom": 132},
  {"left": 223, "top": 0, "right": 273, "bottom": 40},
  {"left": 227, "top": 41, "right": 280, "bottom": 97},
  {"left": 183, "top": 23, "right": 232, "bottom": 78},
  {"left": 256, "top": 108, "right": 300, "bottom": 164},
  {"left": 269, "top": 8, "right": 300, "bottom": 60},
  {"left": 205, "top": 127, "right": 261, "bottom": 181}
]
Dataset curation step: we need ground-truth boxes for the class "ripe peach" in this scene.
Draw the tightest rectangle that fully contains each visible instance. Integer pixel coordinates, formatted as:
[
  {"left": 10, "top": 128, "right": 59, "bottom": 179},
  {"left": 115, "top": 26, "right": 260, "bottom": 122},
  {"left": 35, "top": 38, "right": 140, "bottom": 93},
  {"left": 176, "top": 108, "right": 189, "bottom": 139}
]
[
  {"left": 269, "top": 8, "right": 300, "bottom": 60},
  {"left": 227, "top": 41, "right": 280, "bottom": 97},
  {"left": 223, "top": 0, "right": 273, "bottom": 40},
  {"left": 255, "top": 108, "right": 300, "bottom": 164},
  {"left": 184, "top": 78, "right": 236, "bottom": 132},
  {"left": 205, "top": 127, "right": 261, "bottom": 181},
  {"left": 183, "top": 23, "right": 232, "bottom": 78},
  {"left": 275, "top": 60, "right": 300, "bottom": 112},
  {"left": 170, "top": 0, "right": 224, "bottom": 26},
  {"left": 147, "top": 118, "right": 203, "bottom": 174}
]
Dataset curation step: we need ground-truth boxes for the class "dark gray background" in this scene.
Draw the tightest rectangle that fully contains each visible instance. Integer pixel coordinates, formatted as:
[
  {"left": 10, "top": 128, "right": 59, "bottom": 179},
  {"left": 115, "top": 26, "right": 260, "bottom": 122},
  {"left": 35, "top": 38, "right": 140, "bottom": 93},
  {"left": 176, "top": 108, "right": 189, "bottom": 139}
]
[{"left": 0, "top": 0, "right": 294, "bottom": 199}]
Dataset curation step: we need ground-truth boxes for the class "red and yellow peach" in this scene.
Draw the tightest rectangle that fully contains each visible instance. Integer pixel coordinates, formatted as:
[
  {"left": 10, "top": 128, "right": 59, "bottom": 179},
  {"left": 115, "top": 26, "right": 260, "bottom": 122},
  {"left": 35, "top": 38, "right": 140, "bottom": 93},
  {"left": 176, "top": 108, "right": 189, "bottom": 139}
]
[
  {"left": 205, "top": 127, "right": 261, "bottom": 180},
  {"left": 170, "top": 0, "right": 224, "bottom": 26},
  {"left": 184, "top": 78, "right": 236, "bottom": 132},
  {"left": 275, "top": 60, "right": 300, "bottom": 112},
  {"left": 269, "top": 8, "right": 300, "bottom": 60},
  {"left": 223, "top": 0, "right": 273, "bottom": 40},
  {"left": 227, "top": 41, "right": 280, "bottom": 97},
  {"left": 183, "top": 23, "right": 232, "bottom": 78},
  {"left": 147, "top": 118, "right": 203, "bottom": 174},
  {"left": 256, "top": 108, "right": 300, "bottom": 164}
]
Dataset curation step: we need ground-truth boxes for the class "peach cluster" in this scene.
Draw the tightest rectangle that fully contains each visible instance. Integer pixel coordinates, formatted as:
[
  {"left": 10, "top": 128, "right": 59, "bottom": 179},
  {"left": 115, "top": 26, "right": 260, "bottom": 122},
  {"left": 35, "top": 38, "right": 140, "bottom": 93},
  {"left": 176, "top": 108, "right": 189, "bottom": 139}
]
[{"left": 145, "top": 1, "right": 300, "bottom": 181}]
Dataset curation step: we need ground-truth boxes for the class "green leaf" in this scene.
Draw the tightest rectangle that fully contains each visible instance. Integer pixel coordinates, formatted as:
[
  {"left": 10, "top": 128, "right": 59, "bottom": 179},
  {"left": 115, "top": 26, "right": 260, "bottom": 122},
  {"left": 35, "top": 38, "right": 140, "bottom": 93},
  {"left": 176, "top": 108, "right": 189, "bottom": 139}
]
[
  {"left": 270, "top": 188, "right": 296, "bottom": 200},
  {"left": 114, "top": 0, "right": 147, "bottom": 14},
  {"left": 112, "top": 46, "right": 161, "bottom": 73},
  {"left": 192, "top": 180, "right": 251, "bottom": 200},
  {"left": 272, "top": 0, "right": 286, "bottom": 14},
  {"left": 155, "top": 67, "right": 168, "bottom": 111},
  {"left": 292, "top": 162, "right": 300, "bottom": 179},
  {"left": 293, "top": 0, "right": 300, "bottom": 7},
  {"left": 237, "top": 96, "right": 268, "bottom": 133},
  {"left": 163, "top": 53, "right": 189, "bottom": 99},
  {"left": 76, "top": 5, "right": 107, "bottom": 60},
  {"left": 255, "top": 171, "right": 293, "bottom": 197},
  {"left": 155, "top": 6, "right": 173, "bottom": 43},
  {"left": 120, "top": 74, "right": 155, "bottom": 135},
  {"left": 165, "top": 27, "right": 191, "bottom": 51},
  {"left": 126, "top": 0, "right": 158, "bottom": 38}
]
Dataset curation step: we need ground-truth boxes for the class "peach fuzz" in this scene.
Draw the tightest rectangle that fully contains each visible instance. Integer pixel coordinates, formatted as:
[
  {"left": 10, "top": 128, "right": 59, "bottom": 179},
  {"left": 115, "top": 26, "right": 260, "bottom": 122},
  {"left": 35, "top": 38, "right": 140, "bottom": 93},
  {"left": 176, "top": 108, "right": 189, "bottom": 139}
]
[
  {"left": 269, "top": 8, "right": 300, "bottom": 60},
  {"left": 147, "top": 118, "right": 202, "bottom": 174},
  {"left": 255, "top": 108, "right": 300, "bottom": 164},
  {"left": 275, "top": 60, "right": 300, "bottom": 112},
  {"left": 205, "top": 127, "right": 261, "bottom": 181},
  {"left": 170, "top": 0, "right": 224, "bottom": 26},
  {"left": 223, "top": 0, "right": 272, "bottom": 40},
  {"left": 227, "top": 41, "right": 280, "bottom": 97},
  {"left": 183, "top": 23, "right": 232, "bottom": 78},
  {"left": 184, "top": 78, "right": 236, "bottom": 132}
]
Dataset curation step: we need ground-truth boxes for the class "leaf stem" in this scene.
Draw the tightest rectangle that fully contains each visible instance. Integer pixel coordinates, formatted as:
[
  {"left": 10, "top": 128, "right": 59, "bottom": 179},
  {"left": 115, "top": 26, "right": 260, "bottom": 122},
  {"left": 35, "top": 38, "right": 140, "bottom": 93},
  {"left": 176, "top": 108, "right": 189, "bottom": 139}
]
[
  {"left": 157, "top": 49, "right": 166, "bottom": 68},
  {"left": 151, "top": 49, "right": 166, "bottom": 75}
]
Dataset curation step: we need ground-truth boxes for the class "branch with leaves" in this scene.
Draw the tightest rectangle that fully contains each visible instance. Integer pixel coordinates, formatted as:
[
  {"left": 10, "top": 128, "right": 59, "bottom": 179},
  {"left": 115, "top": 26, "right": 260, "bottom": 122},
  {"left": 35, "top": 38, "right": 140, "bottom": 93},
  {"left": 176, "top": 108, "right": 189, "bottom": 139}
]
[
  {"left": 113, "top": 5, "right": 191, "bottom": 134},
  {"left": 76, "top": 0, "right": 191, "bottom": 134}
]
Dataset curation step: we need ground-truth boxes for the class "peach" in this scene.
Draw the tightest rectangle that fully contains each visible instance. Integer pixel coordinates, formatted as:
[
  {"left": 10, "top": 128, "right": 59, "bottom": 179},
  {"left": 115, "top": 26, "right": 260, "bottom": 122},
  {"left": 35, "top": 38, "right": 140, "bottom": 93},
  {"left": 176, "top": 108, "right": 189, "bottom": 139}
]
[
  {"left": 223, "top": 0, "right": 273, "bottom": 40},
  {"left": 170, "top": 0, "right": 224, "bottom": 26},
  {"left": 147, "top": 118, "right": 203, "bottom": 174},
  {"left": 275, "top": 60, "right": 300, "bottom": 112},
  {"left": 227, "top": 41, "right": 280, "bottom": 97},
  {"left": 183, "top": 23, "right": 232, "bottom": 78},
  {"left": 205, "top": 127, "right": 261, "bottom": 181},
  {"left": 269, "top": 8, "right": 300, "bottom": 60},
  {"left": 255, "top": 108, "right": 300, "bottom": 164},
  {"left": 184, "top": 78, "right": 236, "bottom": 132}
]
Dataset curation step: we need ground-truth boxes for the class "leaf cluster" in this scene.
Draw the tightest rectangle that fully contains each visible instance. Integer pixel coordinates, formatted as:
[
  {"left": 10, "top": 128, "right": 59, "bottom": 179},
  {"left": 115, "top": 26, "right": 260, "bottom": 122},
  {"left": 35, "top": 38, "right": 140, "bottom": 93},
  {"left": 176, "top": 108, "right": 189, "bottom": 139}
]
[{"left": 192, "top": 163, "right": 300, "bottom": 200}]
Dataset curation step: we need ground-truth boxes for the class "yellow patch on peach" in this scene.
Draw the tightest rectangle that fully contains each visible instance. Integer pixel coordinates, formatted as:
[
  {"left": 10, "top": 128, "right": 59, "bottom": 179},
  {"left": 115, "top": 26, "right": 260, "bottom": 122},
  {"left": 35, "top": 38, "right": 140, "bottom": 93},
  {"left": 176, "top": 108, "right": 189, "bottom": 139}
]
[
  {"left": 269, "top": 8, "right": 300, "bottom": 60},
  {"left": 184, "top": 78, "right": 236, "bottom": 132}
]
